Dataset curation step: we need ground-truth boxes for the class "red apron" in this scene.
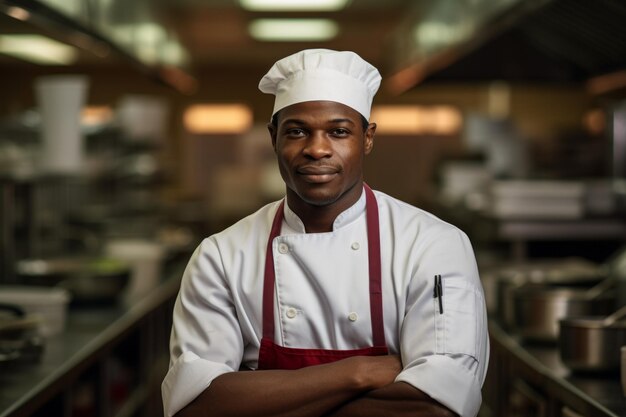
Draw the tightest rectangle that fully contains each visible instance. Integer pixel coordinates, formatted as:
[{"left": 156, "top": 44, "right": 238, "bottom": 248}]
[{"left": 258, "top": 184, "right": 388, "bottom": 370}]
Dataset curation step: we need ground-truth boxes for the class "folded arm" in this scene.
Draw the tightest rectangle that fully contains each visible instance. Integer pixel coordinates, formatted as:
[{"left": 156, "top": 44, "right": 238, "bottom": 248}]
[
  {"left": 324, "top": 381, "right": 457, "bottom": 417},
  {"left": 175, "top": 355, "right": 402, "bottom": 417}
]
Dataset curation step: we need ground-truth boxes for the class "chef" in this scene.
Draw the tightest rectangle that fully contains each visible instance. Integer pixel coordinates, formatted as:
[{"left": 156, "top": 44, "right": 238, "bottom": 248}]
[{"left": 162, "top": 49, "right": 489, "bottom": 417}]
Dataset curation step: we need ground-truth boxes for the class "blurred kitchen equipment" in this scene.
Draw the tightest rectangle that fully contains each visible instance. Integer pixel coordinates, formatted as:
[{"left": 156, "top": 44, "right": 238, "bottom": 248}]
[
  {"left": 439, "top": 162, "right": 491, "bottom": 206},
  {"left": 494, "top": 258, "right": 603, "bottom": 329},
  {"left": 559, "top": 306, "right": 626, "bottom": 372},
  {"left": 35, "top": 75, "right": 89, "bottom": 175},
  {"left": 490, "top": 180, "right": 586, "bottom": 220},
  {"left": 16, "top": 257, "right": 130, "bottom": 304},
  {"left": 105, "top": 239, "right": 165, "bottom": 300},
  {"left": 621, "top": 346, "right": 626, "bottom": 396},
  {"left": 514, "top": 277, "right": 616, "bottom": 342},
  {"left": 463, "top": 113, "right": 529, "bottom": 178},
  {"left": 116, "top": 95, "right": 168, "bottom": 145},
  {"left": 0, "top": 303, "right": 40, "bottom": 341},
  {"left": 611, "top": 246, "right": 626, "bottom": 307},
  {"left": 0, "top": 303, "right": 43, "bottom": 365},
  {"left": 609, "top": 101, "right": 626, "bottom": 214},
  {"left": 0, "top": 286, "right": 70, "bottom": 337}
]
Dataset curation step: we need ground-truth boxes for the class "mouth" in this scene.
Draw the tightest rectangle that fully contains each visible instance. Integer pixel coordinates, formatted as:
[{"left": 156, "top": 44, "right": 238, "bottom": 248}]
[{"left": 297, "top": 166, "right": 339, "bottom": 183}]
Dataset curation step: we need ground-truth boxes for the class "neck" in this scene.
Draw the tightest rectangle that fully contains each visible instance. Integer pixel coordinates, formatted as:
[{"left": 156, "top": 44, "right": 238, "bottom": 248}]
[{"left": 286, "top": 183, "right": 363, "bottom": 233}]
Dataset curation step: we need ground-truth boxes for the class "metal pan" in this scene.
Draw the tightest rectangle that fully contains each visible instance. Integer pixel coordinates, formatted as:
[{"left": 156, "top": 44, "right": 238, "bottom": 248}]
[
  {"left": 495, "top": 258, "right": 605, "bottom": 330},
  {"left": 559, "top": 306, "right": 626, "bottom": 372},
  {"left": 513, "top": 277, "right": 616, "bottom": 342}
]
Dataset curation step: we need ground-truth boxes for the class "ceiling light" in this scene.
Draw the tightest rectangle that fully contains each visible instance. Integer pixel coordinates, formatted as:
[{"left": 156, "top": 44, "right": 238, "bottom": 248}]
[
  {"left": 184, "top": 104, "right": 253, "bottom": 134},
  {"left": 371, "top": 105, "right": 462, "bottom": 135},
  {"left": 82, "top": 106, "right": 114, "bottom": 128},
  {"left": 240, "top": 0, "right": 349, "bottom": 11},
  {"left": 0, "top": 35, "right": 78, "bottom": 65},
  {"left": 249, "top": 19, "right": 338, "bottom": 42}
]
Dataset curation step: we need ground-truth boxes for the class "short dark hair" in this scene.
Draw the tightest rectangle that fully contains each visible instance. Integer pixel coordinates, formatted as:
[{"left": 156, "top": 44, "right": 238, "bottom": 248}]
[{"left": 271, "top": 110, "right": 370, "bottom": 132}]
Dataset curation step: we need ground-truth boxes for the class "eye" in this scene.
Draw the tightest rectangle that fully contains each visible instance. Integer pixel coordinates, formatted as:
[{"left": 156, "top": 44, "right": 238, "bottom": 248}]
[
  {"left": 331, "top": 128, "right": 350, "bottom": 137},
  {"left": 285, "top": 128, "right": 306, "bottom": 138}
]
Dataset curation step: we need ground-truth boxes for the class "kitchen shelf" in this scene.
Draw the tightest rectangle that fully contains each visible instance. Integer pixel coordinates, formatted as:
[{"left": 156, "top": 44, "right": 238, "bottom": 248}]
[{"left": 0, "top": 262, "right": 184, "bottom": 417}]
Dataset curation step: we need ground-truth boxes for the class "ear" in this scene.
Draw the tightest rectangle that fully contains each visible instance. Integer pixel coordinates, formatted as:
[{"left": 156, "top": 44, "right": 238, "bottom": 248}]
[
  {"left": 364, "top": 122, "right": 376, "bottom": 155},
  {"left": 267, "top": 122, "right": 278, "bottom": 151}
]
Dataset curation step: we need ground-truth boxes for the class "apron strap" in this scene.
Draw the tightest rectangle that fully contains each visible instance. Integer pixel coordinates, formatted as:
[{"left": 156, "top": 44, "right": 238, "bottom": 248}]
[
  {"left": 262, "top": 200, "right": 285, "bottom": 340},
  {"left": 364, "top": 184, "right": 385, "bottom": 347}
]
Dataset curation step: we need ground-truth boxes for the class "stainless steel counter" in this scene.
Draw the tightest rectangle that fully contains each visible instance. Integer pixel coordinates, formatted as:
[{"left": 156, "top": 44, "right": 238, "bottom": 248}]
[
  {"left": 487, "top": 320, "right": 626, "bottom": 417},
  {"left": 0, "top": 264, "right": 183, "bottom": 417}
]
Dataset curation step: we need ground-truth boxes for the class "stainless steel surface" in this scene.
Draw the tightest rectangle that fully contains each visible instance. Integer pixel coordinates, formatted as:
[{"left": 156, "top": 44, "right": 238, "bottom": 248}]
[
  {"left": 489, "top": 319, "right": 625, "bottom": 417},
  {"left": 0, "top": 262, "right": 183, "bottom": 417},
  {"left": 559, "top": 316, "right": 626, "bottom": 372}
]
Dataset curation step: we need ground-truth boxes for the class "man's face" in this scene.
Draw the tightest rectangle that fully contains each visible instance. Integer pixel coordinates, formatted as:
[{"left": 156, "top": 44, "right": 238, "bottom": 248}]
[{"left": 268, "top": 100, "right": 375, "bottom": 208}]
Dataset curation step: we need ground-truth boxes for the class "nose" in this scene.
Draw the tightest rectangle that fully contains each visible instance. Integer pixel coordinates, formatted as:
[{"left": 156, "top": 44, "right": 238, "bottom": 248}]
[{"left": 303, "top": 131, "right": 332, "bottom": 159}]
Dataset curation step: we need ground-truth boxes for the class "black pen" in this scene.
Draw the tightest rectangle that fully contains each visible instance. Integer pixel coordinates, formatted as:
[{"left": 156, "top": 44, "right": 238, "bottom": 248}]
[{"left": 433, "top": 274, "right": 443, "bottom": 314}]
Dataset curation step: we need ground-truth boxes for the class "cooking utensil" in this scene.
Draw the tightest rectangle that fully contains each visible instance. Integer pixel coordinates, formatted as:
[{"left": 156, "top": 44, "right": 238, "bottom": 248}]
[
  {"left": 495, "top": 258, "right": 604, "bottom": 330},
  {"left": 514, "top": 277, "right": 617, "bottom": 342},
  {"left": 16, "top": 257, "right": 130, "bottom": 303},
  {"left": 559, "top": 306, "right": 626, "bottom": 372}
]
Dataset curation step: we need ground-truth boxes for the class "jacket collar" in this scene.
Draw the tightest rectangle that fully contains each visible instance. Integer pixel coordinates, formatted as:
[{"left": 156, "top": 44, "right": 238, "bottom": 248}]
[{"left": 282, "top": 187, "right": 366, "bottom": 233}]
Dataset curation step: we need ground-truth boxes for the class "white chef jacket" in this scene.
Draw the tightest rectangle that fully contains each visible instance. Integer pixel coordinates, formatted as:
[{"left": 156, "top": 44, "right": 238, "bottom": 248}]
[{"left": 162, "top": 188, "right": 489, "bottom": 417}]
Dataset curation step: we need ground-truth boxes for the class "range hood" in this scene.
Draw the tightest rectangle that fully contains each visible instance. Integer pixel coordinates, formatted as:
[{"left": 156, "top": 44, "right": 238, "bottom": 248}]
[{"left": 387, "top": 0, "right": 626, "bottom": 92}]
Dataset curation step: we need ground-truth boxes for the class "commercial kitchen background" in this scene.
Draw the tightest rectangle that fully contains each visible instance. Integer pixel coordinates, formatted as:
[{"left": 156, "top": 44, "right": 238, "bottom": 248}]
[{"left": 0, "top": 0, "right": 625, "bottom": 416}]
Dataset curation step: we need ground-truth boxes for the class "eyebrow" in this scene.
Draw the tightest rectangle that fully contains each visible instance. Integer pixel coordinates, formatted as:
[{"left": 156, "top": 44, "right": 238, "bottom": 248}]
[{"left": 329, "top": 118, "right": 356, "bottom": 126}]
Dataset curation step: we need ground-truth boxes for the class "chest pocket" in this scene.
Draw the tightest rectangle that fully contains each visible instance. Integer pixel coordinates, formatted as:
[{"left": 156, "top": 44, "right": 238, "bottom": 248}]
[{"left": 434, "top": 276, "right": 484, "bottom": 360}]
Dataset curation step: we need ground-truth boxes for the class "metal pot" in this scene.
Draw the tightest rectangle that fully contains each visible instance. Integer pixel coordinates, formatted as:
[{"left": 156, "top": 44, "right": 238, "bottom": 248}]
[
  {"left": 495, "top": 258, "right": 604, "bottom": 330},
  {"left": 559, "top": 306, "right": 626, "bottom": 372},
  {"left": 514, "top": 280, "right": 616, "bottom": 342}
]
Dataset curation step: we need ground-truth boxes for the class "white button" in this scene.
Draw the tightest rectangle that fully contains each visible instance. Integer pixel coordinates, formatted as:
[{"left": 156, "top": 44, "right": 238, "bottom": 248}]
[
  {"left": 278, "top": 243, "right": 289, "bottom": 254},
  {"left": 351, "top": 242, "right": 360, "bottom": 250},
  {"left": 348, "top": 312, "right": 358, "bottom": 322},
  {"left": 286, "top": 307, "right": 297, "bottom": 319}
]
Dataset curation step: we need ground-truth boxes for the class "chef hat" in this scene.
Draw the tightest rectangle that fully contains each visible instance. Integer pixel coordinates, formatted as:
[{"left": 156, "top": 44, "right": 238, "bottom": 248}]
[{"left": 259, "top": 49, "right": 381, "bottom": 120}]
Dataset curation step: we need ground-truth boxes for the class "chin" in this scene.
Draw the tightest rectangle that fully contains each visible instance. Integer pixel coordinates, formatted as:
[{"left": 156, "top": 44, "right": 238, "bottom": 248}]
[{"left": 293, "top": 184, "right": 342, "bottom": 206}]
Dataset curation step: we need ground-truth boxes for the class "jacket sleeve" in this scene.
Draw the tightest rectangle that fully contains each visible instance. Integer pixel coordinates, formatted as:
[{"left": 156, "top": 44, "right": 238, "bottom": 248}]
[
  {"left": 161, "top": 238, "right": 243, "bottom": 417},
  {"left": 394, "top": 226, "right": 489, "bottom": 417}
]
